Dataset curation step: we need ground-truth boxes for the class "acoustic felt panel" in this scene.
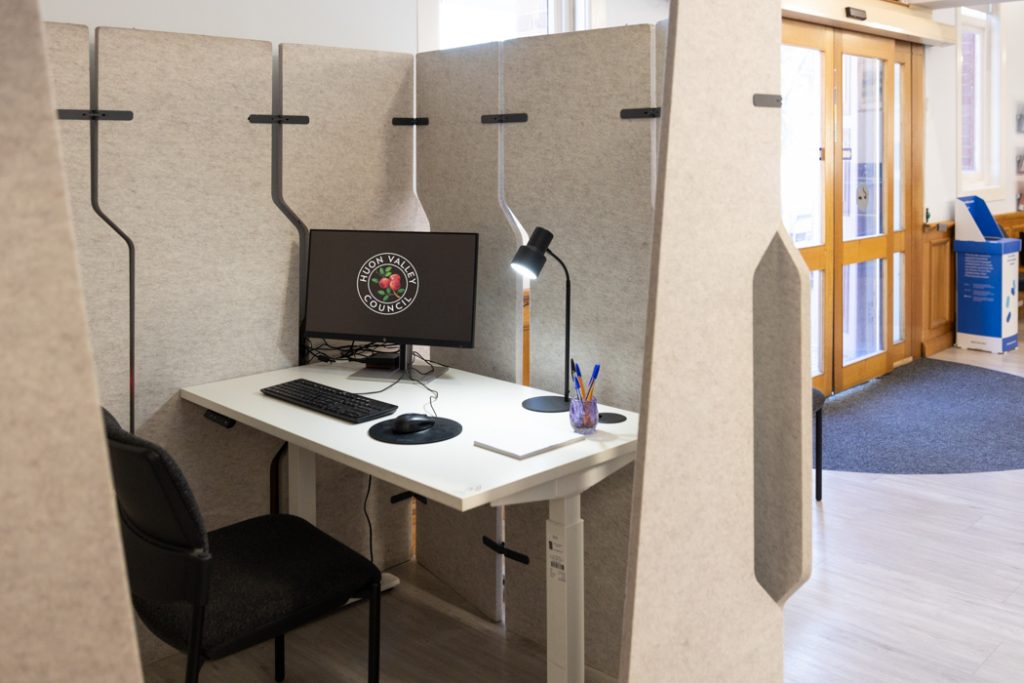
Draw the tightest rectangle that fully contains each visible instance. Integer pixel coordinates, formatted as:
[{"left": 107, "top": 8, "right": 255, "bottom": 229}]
[
  {"left": 94, "top": 28, "right": 297, "bottom": 660},
  {"left": 501, "top": 25, "right": 656, "bottom": 676},
  {"left": 413, "top": 43, "right": 517, "bottom": 623},
  {"left": 417, "top": 43, "right": 521, "bottom": 382},
  {"left": 280, "top": 43, "right": 427, "bottom": 230},
  {"left": 504, "top": 25, "right": 655, "bottom": 410},
  {"left": 619, "top": 0, "right": 811, "bottom": 680},
  {"left": 277, "top": 41, "right": 416, "bottom": 570},
  {"left": 45, "top": 22, "right": 133, "bottom": 427},
  {"left": 0, "top": 4, "right": 142, "bottom": 681}
]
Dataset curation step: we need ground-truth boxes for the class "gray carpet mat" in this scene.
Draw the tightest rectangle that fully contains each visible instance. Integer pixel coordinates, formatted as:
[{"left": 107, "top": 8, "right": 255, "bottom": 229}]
[{"left": 822, "top": 358, "right": 1024, "bottom": 474}]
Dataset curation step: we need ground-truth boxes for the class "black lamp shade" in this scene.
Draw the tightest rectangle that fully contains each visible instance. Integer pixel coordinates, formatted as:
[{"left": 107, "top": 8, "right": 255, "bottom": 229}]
[{"left": 510, "top": 226, "right": 553, "bottom": 280}]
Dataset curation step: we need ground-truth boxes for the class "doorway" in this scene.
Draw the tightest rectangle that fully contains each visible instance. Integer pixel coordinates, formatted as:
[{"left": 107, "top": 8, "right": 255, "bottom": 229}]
[{"left": 782, "top": 21, "right": 919, "bottom": 394}]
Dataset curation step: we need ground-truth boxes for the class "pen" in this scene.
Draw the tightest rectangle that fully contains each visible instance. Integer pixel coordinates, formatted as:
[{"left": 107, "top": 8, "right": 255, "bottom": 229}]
[{"left": 585, "top": 364, "right": 600, "bottom": 401}]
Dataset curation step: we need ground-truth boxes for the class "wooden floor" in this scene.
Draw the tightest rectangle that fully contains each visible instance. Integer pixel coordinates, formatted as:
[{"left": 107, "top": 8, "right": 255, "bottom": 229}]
[
  {"left": 145, "top": 346, "right": 1024, "bottom": 682},
  {"left": 144, "top": 561, "right": 615, "bottom": 682},
  {"left": 785, "top": 346, "right": 1024, "bottom": 682}
]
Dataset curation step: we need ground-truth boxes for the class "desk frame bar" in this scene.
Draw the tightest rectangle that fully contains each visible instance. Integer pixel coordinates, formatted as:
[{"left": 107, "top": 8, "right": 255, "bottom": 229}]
[{"left": 547, "top": 494, "right": 584, "bottom": 683}]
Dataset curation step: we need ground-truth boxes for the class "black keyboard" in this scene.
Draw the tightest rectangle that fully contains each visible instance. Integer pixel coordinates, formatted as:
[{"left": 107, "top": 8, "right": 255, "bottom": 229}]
[{"left": 261, "top": 378, "right": 398, "bottom": 424}]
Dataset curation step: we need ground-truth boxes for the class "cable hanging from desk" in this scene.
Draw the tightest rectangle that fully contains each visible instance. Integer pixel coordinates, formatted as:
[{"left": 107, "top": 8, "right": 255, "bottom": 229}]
[{"left": 57, "top": 107, "right": 137, "bottom": 434}]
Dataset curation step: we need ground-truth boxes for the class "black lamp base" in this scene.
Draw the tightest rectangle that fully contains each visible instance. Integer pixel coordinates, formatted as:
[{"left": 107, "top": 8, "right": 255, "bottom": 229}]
[{"left": 521, "top": 395, "right": 571, "bottom": 413}]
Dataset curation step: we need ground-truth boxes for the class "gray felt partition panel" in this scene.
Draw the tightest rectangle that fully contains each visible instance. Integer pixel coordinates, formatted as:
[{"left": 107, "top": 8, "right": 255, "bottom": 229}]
[
  {"left": 501, "top": 25, "right": 657, "bottom": 676},
  {"left": 278, "top": 41, "right": 418, "bottom": 569},
  {"left": 414, "top": 43, "right": 519, "bottom": 622},
  {"left": 91, "top": 27, "right": 300, "bottom": 661},
  {"left": 46, "top": 22, "right": 132, "bottom": 428},
  {"left": 280, "top": 43, "right": 427, "bottom": 230},
  {"left": 620, "top": 0, "right": 811, "bottom": 679},
  {"left": 1, "top": 3, "right": 142, "bottom": 680}
]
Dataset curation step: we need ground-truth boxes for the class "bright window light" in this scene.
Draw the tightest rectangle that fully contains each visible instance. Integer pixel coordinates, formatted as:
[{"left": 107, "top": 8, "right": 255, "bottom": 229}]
[
  {"left": 438, "top": 0, "right": 548, "bottom": 50},
  {"left": 958, "top": 4, "right": 1002, "bottom": 195}
]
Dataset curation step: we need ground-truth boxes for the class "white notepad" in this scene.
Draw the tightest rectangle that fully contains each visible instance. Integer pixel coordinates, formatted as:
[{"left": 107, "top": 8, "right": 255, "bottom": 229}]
[{"left": 474, "top": 429, "right": 584, "bottom": 460}]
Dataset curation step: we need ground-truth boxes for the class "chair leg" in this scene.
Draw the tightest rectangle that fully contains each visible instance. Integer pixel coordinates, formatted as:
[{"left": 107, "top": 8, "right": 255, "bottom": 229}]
[
  {"left": 275, "top": 634, "right": 285, "bottom": 682},
  {"left": 186, "top": 605, "right": 206, "bottom": 683},
  {"left": 368, "top": 581, "right": 381, "bottom": 683},
  {"left": 815, "top": 408, "right": 823, "bottom": 502}
]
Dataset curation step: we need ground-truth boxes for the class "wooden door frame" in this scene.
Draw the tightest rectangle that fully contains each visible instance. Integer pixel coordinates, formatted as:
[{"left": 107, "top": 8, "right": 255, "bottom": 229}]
[{"left": 782, "top": 19, "right": 835, "bottom": 396}]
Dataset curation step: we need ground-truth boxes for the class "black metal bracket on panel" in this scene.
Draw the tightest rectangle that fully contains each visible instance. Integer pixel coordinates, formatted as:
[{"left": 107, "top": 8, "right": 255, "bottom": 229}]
[
  {"left": 482, "top": 536, "right": 529, "bottom": 565},
  {"left": 56, "top": 107, "right": 137, "bottom": 434},
  {"left": 620, "top": 107, "right": 661, "bottom": 119},
  {"left": 248, "top": 114, "right": 310, "bottom": 125},
  {"left": 390, "top": 491, "right": 428, "bottom": 505},
  {"left": 392, "top": 117, "right": 429, "bottom": 126},
  {"left": 752, "top": 94, "right": 783, "bottom": 108},
  {"left": 58, "top": 109, "right": 134, "bottom": 121},
  {"left": 481, "top": 113, "right": 528, "bottom": 124},
  {"left": 203, "top": 410, "right": 236, "bottom": 429}
]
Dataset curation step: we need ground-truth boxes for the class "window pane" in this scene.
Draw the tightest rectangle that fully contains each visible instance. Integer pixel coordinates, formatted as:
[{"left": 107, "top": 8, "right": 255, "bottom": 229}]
[
  {"left": 894, "top": 252, "right": 905, "bottom": 343},
  {"left": 781, "top": 45, "right": 824, "bottom": 248},
  {"left": 811, "top": 269, "right": 824, "bottom": 377},
  {"left": 961, "top": 30, "right": 981, "bottom": 173},
  {"left": 439, "top": 0, "right": 547, "bottom": 49},
  {"left": 842, "top": 55, "right": 885, "bottom": 241},
  {"left": 843, "top": 258, "right": 886, "bottom": 365},
  {"left": 894, "top": 63, "right": 904, "bottom": 233}
]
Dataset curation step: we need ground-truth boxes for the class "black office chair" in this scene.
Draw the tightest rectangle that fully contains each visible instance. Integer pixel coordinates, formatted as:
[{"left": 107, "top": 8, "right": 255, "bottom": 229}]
[
  {"left": 102, "top": 409, "right": 381, "bottom": 682},
  {"left": 812, "top": 389, "right": 825, "bottom": 501}
]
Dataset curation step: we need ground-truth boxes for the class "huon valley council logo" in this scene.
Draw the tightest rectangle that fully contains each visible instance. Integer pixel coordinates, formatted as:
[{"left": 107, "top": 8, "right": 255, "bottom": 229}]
[{"left": 357, "top": 253, "right": 419, "bottom": 315}]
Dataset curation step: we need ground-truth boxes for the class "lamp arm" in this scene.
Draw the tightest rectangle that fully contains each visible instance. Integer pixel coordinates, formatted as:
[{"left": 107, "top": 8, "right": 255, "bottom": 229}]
[{"left": 547, "top": 249, "right": 571, "bottom": 402}]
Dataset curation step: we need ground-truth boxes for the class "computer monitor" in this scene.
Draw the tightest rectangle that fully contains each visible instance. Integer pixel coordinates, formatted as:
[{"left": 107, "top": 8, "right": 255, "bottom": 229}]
[{"left": 304, "top": 229, "right": 478, "bottom": 348}]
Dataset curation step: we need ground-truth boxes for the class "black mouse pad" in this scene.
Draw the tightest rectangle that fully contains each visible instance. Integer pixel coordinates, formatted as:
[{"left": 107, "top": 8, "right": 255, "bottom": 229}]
[{"left": 368, "top": 417, "right": 462, "bottom": 445}]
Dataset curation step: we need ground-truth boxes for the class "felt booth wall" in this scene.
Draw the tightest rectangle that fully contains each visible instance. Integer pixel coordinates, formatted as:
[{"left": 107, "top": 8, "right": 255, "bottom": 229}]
[
  {"left": 46, "top": 22, "right": 132, "bottom": 428},
  {"left": 84, "top": 27, "right": 326, "bottom": 660},
  {"left": 279, "top": 42, "right": 422, "bottom": 569},
  {"left": 500, "top": 25, "right": 658, "bottom": 676},
  {"left": 414, "top": 42, "right": 521, "bottom": 622},
  {"left": 1, "top": 3, "right": 142, "bottom": 680},
  {"left": 619, "top": 0, "right": 811, "bottom": 680}
]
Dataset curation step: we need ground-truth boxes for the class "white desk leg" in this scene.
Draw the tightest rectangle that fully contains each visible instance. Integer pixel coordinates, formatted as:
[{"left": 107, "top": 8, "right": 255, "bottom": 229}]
[
  {"left": 547, "top": 494, "right": 584, "bottom": 683},
  {"left": 287, "top": 444, "right": 317, "bottom": 525}
]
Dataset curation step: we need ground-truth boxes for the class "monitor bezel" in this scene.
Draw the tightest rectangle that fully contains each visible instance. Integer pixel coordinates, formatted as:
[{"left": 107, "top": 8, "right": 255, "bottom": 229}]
[{"left": 303, "top": 229, "right": 480, "bottom": 349}]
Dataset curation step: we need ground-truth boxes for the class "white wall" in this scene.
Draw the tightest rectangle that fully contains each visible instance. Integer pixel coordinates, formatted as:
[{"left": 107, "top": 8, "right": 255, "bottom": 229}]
[
  {"left": 591, "top": 0, "right": 669, "bottom": 28},
  {"left": 38, "top": 0, "right": 419, "bottom": 53},
  {"left": 924, "top": 4, "right": 1024, "bottom": 221}
]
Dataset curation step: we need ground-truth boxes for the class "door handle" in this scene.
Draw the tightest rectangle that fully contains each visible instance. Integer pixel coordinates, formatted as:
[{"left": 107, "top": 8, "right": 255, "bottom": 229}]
[{"left": 842, "top": 147, "right": 853, "bottom": 161}]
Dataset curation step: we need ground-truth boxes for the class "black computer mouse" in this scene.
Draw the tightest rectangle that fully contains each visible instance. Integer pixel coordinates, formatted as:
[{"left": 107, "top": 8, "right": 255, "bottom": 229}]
[{"left": 393, "top": 413, "right": 436, "bottom": 434}]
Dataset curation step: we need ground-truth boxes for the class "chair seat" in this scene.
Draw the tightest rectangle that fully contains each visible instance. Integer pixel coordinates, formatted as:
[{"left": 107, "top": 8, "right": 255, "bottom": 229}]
[
  {"left": 134, "top": 514, "right": 380, "bottom": 660},
  {"left": 812, "top": 388, "right": 826, "bottom": 413}
]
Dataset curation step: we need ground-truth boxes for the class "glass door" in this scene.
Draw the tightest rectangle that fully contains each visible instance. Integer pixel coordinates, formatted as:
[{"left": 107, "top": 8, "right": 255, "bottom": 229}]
[
  {"left": 782, "top": 21, "right": 834, "bottom": 395},
  {"left": 833, "top": 32, "right": 895, "bottom": 391},
  {"left": 783, "top": 23, "right": 914, "bottom": 395}
]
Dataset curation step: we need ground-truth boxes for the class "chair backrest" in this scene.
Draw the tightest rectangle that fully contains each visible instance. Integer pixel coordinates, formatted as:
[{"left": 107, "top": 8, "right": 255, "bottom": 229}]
[{"left": 102, "top": 409, "right": 210, "bottom": 604}]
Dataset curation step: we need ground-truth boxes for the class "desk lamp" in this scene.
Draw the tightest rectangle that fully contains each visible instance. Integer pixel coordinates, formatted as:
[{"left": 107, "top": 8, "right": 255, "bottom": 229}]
[{"left": 511, "top": 227, "right": 572, "bottom": 413}]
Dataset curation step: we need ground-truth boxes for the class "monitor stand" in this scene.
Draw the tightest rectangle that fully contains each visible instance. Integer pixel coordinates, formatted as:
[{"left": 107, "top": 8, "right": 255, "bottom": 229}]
[{"left": 351, "top": 345, "right": 448, "bottom": 383}]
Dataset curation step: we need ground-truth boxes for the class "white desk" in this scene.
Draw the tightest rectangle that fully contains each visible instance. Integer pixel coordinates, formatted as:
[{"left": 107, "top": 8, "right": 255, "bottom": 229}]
[{"left": 181, "top": 362, "right": 639, "bottom": 683}]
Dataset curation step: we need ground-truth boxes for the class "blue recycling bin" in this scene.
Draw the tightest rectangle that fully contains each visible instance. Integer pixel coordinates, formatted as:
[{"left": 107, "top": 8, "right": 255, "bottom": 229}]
[{"left": 954, "top": 196, "right": 1020, "bottom": 353}]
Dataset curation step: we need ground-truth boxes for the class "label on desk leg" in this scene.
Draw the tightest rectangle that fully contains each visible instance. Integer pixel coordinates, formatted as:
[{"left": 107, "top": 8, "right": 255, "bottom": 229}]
[{"left": 548, "top": 534, "right": 566, "bottom": 583}]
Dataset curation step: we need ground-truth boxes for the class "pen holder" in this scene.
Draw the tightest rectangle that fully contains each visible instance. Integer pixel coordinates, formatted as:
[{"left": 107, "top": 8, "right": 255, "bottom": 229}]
[{"left": 569, "top": 398, "right": 598, "bottom": 435}]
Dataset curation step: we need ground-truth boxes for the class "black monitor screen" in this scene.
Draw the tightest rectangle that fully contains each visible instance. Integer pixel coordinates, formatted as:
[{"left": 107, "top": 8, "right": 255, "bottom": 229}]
[{"left": 305, "top": 230, "right": 478, "bottom": 348}]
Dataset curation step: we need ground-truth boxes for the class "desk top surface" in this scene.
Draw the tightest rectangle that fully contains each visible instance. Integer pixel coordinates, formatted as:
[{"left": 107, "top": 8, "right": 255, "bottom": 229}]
[{"left": 180, "top": 362, "right": 639, "bottom": 510}]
